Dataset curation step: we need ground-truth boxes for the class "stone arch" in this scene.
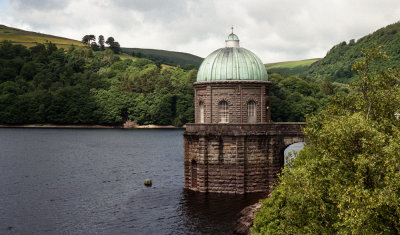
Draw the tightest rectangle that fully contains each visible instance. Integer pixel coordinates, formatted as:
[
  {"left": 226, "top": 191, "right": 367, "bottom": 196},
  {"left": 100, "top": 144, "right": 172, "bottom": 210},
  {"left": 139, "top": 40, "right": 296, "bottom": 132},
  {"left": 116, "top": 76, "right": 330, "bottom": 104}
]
[
  {"left": 283, "top": 142, "right": 305, "bottom": 165},
  {"left": 278, "top": 136, "right": 306, "bottom": 167},
  {"left": 244, "top": 97, "right": 259, "bottom": 105},
  {"left": 197, "top": 98, "right": 205, "bottom": 106},
  {"left": 215, "top": 97, "right": 232, "bottom": 106}
]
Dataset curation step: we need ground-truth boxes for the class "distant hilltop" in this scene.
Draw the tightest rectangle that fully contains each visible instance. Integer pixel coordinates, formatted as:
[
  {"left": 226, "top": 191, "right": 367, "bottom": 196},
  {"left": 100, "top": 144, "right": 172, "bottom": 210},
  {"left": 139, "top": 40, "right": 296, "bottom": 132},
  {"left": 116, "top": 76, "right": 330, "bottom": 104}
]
[
  {"left": 265, "top": 58, "right": 321, "bottom": 76},
  {"left": 0, "top": 24, "right": 86, "bottom": 48},
  {"left": 0, "top": 24, "right": 203, "bottom": 69},
  {"left": 265, "top": 21, "right": 400, "bottom": 81},
  {"left": 3, "top": 21, "right": 400, "bottom": 80},
  {"left": 306, "top": 21, "right": 400, "bottom": 83}
]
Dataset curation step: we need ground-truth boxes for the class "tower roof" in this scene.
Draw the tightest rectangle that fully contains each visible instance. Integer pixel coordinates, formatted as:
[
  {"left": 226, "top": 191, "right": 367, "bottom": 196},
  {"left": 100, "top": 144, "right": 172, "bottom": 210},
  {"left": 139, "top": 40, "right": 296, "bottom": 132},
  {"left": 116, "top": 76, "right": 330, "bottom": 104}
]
[{"left": 196, "top": 30, "right": 268, "bottom": 82}]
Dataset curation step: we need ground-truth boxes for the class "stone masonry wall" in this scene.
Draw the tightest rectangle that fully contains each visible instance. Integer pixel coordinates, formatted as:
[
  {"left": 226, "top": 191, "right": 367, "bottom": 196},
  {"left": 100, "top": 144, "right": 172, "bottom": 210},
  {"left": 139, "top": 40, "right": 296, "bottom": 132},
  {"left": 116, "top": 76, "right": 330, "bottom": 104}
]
[
  {"left": 194, "top": 81, "right": 271, "bottom": 124},
  {"left": 183, "top": 123, "right": 305, "bottom": 194}
]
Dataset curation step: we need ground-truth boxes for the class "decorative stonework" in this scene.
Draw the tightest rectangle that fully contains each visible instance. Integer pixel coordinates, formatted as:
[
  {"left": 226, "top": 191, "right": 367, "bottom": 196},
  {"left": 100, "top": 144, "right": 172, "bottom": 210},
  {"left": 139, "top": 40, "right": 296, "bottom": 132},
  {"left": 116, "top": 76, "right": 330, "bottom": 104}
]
[{"left": 215, "top": 97, "right": 232, "bottom": 106}]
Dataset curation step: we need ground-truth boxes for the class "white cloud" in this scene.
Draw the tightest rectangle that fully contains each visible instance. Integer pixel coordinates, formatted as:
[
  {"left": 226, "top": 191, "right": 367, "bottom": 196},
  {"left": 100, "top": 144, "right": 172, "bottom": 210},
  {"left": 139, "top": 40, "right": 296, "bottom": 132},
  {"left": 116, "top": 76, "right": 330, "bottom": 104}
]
[{"left": 1, "top": 0, "right": 400, "bottom": 62}]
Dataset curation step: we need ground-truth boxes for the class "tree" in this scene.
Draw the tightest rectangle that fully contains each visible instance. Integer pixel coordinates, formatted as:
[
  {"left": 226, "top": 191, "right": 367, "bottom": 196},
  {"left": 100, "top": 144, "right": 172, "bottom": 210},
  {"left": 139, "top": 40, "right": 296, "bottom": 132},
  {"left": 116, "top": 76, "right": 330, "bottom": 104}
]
[
  {"left": 320, "top": 77, "right": 335, "bottom": 95},
  {"left": 82, "top": 35, "right": 90, "bottom": 44},
  {"left": 91, "top": 42, "right": 99, "bottom": 51},
  {"left": 0, "top": 42, "right": 195, "bottom": 126},
  {"left": 46, "top": 42, "right": 57, "bottom": 55},
  {"left": 98, "top": 35, "right": 105, "bottom": 50},
  {"left": 82, "top": 34, "right": 96, "bottom": 45},
  {"left": 105, "top": 37, "right": 121, "bottom": 54},
  {"left": 105, "top": 37, "right": 115, "bottom": 45},
  {"left": 109, "top": 41, "right": 121, "bottom": 54},
  {"left": 253, "top": 46, "right": 400, "bottom": 234},
  {"left": 150, "top": 92, "right": 174, "bottom": 125}
]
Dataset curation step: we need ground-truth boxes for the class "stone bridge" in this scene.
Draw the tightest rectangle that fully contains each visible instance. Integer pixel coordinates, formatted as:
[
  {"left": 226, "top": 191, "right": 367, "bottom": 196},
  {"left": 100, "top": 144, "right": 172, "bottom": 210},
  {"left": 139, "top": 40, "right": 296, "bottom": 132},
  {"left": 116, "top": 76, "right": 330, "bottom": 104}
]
[{"left": 184, "top": 122, "right": 306, "bottom": 194}]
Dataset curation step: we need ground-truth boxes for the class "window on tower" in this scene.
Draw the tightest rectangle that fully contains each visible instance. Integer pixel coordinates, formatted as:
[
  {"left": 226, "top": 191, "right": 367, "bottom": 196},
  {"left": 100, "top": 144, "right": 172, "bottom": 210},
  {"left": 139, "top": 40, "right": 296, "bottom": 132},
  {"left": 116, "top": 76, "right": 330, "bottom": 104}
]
[
  {"left": 219, "top": 101, "right": 229, "bottom": 123},
  {"left": 199, "top": 102, "right": 204, "bottom": 123},
  {"left": 247, "top": 101, "right": 256, "bottom": 123}
]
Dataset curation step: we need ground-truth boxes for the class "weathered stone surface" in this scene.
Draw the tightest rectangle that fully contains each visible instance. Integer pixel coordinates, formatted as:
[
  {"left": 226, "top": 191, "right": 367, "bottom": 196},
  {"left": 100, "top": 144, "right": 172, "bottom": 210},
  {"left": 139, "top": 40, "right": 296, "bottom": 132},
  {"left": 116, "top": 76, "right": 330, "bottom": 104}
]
[
  {"left": 194, "top": 81, "right": 271, "bottom": 124},
  {"left": 183, "top": 123, "right": 305, "bottom": 194}
]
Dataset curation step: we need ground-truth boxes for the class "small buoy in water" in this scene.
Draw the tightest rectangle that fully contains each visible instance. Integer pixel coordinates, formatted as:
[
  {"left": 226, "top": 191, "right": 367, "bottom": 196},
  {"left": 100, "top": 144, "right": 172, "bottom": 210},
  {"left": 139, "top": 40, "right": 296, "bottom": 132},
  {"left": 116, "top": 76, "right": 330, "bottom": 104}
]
[{"left": 144, "top": 179, "right": 152, "bottom": 186}]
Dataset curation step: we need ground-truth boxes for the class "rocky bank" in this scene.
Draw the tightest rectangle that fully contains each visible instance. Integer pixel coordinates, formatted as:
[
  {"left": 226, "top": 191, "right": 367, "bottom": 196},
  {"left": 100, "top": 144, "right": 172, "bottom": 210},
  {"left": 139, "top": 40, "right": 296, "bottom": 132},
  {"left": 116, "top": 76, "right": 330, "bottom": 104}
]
[{"left": 234, "top": 202, "right": 262, "bottom": 235}]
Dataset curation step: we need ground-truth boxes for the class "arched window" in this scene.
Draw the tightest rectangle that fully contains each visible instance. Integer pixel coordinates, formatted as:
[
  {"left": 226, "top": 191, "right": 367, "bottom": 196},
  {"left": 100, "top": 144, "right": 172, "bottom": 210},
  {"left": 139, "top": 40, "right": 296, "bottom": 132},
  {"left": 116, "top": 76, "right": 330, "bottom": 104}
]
[
  {"left": 219, "top": 101, "right": 229, "bottom": 123},
  {"left": 247, "top": 101, "right": 256, "bottom": 123},
  {"left": 199, "top": 102, "right": 204, "bottom": 123}
]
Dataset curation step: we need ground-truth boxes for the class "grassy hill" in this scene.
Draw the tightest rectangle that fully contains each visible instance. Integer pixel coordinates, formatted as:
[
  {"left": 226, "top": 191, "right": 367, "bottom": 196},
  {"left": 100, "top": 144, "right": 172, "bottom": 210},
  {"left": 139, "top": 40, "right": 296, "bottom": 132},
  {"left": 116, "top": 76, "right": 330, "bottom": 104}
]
[
  {"left": 0, "top": 24, "right": 203, "bottom": 68},
  {"left": 0, "top": 24, "right": 86, "bottom": 48},
  {"left": 121, "top": 48, "right": 203, "bottom": 69},
  {"left": 306, "top": 21, "right": 400, "bottom": 83},
  {"left": 265, "top": 58, "right": 320, "bottom": 76}
]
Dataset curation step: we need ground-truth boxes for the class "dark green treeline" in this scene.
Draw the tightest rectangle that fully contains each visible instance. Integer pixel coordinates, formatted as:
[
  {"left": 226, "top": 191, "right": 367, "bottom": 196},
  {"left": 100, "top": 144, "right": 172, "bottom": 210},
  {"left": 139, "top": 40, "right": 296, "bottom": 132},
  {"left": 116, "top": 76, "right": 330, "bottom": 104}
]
[
  {"left": 0, "top": 41, "right": 195, "bottom": 126},
  {"left": 0, "top": 41, "right": 341, "bottom": 125}
]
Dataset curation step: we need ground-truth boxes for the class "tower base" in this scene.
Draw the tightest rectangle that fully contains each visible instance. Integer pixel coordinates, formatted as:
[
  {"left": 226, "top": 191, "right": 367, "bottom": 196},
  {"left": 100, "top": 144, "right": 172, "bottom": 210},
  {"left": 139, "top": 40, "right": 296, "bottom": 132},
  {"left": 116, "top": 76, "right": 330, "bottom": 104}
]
[{"left": 183, "top": 123, "right": 305, "bottom": 194}]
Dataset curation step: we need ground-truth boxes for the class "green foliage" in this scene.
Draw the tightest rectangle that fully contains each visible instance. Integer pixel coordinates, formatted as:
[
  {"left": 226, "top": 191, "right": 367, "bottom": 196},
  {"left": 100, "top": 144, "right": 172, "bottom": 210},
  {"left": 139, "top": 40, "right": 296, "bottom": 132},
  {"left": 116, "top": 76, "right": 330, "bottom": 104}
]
[
  {"left": 253, "top": 46, "right": 400, "bottom": 234},
  {"left": 0, "top": 41, "right": 196, "bottom": 126},
  {"left": 307, "top": 22, "right": 400, "bottom": 83},
  {"left": 122, "top": 47, "right": 203, "bottom": 69},
  {"left": 269, "top": 73, "right": 347, "bottom": 122},
  {"left": 82, "top": 35, "right": 95, "bottom": 45},
  {"left": 105, "top": 37, "right": 121, "bottom": 54},
  {"left": 98, "top": 35, "right": 105, "bottom": 50}
]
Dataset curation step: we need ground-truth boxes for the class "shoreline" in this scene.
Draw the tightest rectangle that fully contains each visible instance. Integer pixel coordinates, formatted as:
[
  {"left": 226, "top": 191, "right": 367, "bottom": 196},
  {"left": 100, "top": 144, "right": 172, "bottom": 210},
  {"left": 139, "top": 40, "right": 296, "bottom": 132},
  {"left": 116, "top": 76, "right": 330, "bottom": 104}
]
[{"left": 0, "top": 124, "right": 185, "bottom": 129}]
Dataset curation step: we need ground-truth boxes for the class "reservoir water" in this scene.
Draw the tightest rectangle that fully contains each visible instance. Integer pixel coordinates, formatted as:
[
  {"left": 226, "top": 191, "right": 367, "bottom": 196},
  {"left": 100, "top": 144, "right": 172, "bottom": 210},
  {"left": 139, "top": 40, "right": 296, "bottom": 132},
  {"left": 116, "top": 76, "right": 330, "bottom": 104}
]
[{"left": 0, "top": 128, "right": 302, "bottom": 234}]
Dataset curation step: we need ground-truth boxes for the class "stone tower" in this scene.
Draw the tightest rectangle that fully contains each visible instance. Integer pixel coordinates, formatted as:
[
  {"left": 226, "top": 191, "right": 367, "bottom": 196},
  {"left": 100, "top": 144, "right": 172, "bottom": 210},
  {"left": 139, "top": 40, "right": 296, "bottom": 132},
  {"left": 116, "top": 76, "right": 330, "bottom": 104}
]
[{"left": 184, "top": 30, "right": 304, "bottom": 194}]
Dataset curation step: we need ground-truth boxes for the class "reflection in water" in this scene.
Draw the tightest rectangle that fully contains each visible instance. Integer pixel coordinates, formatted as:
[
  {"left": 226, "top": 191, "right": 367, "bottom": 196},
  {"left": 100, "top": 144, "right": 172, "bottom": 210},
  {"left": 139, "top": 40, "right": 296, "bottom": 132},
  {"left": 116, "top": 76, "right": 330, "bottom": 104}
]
[
  {"left": 118, "top": 188, "right": 266, "bottom": 234},
  {"left": 179, "top": 190, "right": 267, "bottom": 234}
]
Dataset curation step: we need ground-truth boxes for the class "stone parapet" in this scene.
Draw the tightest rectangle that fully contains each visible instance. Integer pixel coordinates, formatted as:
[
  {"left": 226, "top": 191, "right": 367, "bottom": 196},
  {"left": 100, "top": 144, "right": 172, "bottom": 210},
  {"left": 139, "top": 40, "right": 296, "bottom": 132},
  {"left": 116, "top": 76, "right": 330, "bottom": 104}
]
[{"left": 185, "top": 123, "right": 306, "bottom": 136}]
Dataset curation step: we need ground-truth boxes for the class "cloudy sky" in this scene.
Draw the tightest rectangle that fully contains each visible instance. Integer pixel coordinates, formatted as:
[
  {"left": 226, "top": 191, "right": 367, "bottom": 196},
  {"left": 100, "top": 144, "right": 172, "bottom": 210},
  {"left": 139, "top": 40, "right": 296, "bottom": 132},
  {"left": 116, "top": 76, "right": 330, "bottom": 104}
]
[{"left": 1, "top": 0, "right": 400, "bottom": 62}]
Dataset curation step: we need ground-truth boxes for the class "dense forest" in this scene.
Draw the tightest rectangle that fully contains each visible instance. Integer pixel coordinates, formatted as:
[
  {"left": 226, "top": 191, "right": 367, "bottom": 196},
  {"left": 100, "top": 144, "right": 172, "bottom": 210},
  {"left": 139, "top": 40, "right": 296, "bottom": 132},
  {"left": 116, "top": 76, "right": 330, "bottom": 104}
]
[
  {"left": 0, "top": 40, "right": 338, "bottom": 125},
  {"left": 0, "top": 41, "right": 195, "bottom": 126},
  {"left": 268, "top": 73, "right": 347, "bottom": 122},
  {"left": 306, "top": 21, "right": 400, "bottom": 83}
]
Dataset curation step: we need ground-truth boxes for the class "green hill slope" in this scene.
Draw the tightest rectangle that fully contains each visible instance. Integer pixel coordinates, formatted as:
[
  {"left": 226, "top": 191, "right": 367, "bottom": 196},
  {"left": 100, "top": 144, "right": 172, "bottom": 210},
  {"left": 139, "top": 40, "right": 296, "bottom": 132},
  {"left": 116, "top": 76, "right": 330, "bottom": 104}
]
[
  {"left": 306, "top": 21, "right": 400, "bottom": 83},
  {"left": 0, "top": 24, "right": 203, "bottom": 68},
  {"left": 121, "top": 47, "right": 203, "bottom": 69},
  {"left": 0, "top": 24, "right": 86, "bottom": 48},
  {"left": 265, "top": 58, "right": 320, "bottom": 76}
]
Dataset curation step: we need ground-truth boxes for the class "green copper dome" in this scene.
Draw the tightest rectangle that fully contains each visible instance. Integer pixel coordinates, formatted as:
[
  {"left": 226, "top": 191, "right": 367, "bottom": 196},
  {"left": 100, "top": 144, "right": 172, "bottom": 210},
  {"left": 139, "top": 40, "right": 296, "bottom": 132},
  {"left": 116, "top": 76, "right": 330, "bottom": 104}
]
[{"left": 197, "top": 32, "right": 268, "bottom": 82}]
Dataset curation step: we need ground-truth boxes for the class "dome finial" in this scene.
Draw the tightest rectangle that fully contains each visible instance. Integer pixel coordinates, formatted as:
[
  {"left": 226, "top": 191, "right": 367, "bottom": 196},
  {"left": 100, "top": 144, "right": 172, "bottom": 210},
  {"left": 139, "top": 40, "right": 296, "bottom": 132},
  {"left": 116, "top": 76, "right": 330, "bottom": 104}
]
[{"left": 226, "top": 27, "right": 239, "bottom": 48}]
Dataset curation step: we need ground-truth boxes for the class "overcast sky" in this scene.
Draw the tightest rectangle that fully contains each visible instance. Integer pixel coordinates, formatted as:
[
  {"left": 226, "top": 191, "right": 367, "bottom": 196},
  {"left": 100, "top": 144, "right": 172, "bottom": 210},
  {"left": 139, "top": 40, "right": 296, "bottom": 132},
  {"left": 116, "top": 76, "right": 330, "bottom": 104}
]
[{"left": 1, "top": 0, "right": 400, "bottom": 63}]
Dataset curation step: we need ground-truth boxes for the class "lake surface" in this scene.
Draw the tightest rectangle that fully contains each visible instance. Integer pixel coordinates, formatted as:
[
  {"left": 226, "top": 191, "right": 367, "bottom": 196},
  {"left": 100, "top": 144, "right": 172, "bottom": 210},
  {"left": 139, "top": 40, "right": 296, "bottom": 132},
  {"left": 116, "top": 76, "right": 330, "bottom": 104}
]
[{"left": 0, "top": 128, "right": 303, "bottom": 234}]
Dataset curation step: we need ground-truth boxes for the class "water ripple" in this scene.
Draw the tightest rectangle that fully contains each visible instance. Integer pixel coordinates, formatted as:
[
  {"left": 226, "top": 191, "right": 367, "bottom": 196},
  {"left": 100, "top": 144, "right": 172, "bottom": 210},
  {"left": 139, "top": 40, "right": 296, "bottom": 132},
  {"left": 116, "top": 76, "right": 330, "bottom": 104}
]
[{"left": 0, "top": 128, "right": 265, "bottom": 234}]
